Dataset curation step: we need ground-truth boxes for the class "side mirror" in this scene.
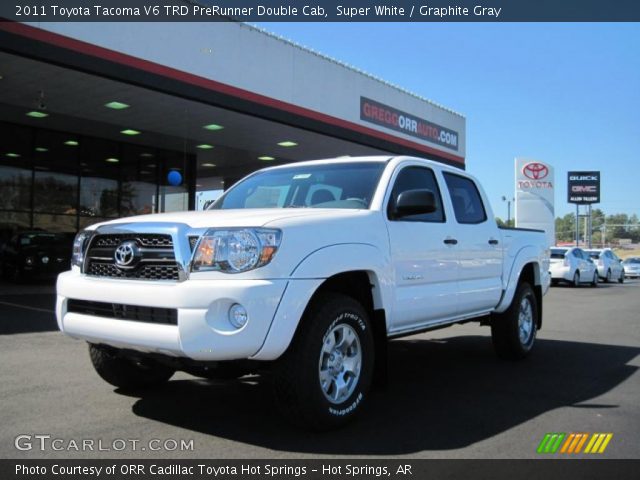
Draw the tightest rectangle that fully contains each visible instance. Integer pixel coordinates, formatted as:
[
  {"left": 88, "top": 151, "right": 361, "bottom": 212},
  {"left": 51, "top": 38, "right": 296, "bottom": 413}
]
[{"left": 394, "top": 189, "right": 437, "bottom": 218}]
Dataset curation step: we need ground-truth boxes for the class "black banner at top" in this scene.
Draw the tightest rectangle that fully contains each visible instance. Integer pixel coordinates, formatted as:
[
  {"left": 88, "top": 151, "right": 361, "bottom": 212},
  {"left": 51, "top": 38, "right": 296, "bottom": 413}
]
[{"left": 2, "top": 0, "right": 640, "bottom": 22}]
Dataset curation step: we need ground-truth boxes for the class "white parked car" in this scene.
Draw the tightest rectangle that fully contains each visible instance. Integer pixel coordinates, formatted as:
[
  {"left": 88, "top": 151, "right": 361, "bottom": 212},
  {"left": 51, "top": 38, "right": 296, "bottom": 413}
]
[
  {"left": 550, "top": 247, "right": 599, "bottom": 287},
  {"left": 622, "top": 257, "right": 640, "bottom": 279},
  {"left": 584, "top": 248, "right": 625, "bottom": 283}
]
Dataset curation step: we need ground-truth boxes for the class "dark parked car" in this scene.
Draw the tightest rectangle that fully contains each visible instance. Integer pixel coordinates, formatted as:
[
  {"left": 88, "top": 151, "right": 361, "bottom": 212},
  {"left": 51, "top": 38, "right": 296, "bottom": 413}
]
[{"left": 0, "top": 231, "right": 74, "bottom": 282}]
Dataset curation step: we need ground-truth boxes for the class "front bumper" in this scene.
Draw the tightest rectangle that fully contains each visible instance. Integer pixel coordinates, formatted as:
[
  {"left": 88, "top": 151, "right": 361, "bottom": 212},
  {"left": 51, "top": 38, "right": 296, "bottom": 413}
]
[
  {"left": 56, "top": 271, "right": 304, "bottom": 361},
  {"left": 624, "top": 268, "right": 639, "bottom": 278}
]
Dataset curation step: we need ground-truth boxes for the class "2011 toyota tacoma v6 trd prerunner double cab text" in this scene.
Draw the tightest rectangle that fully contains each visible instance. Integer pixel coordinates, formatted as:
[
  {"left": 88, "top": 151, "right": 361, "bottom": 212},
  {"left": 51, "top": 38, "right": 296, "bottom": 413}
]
[{"left": 57, "top": 156, "right": 551, "bottom": 429}]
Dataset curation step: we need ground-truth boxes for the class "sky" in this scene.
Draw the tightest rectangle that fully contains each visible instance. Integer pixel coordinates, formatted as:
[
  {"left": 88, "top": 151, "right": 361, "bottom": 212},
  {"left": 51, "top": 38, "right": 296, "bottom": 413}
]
[{"left": 253, "top": 22, "right": 640, "bottom": 221}]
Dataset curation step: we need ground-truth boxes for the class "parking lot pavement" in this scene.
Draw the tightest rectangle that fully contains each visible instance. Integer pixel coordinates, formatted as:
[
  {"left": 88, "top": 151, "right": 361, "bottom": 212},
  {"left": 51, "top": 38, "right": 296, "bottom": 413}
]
[{"left": 1, "top": 279, "right": 639, "bottom": 459}]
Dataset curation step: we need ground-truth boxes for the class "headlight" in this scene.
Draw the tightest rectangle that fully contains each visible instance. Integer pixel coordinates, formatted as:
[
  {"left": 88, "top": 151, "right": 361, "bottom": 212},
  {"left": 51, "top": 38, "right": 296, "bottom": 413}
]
[
  {"left": 71, "top": 230, "right": 92, "bottom": 268},
  {"left": 191, "top": 228, "right": 282, "bottom": 273}
]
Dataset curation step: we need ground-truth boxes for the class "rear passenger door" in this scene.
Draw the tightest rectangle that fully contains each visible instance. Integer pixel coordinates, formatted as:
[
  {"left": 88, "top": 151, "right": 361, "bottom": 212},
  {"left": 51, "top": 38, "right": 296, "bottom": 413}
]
[
  {"left": 442, "top": 172, "right": 503, "bottom": 315},
  {"left": 385, "top": 164, "right": 459, "bottom": 331}
]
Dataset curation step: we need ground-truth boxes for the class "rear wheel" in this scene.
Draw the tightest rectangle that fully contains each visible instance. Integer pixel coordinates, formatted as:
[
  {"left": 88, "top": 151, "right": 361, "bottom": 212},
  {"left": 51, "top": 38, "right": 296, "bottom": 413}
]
[
  {"left": 572, "top": 271, "right": 580, "bottom": 287},
  {"left": 89, "top": 344, "right": 175, "bottom": 390},
  {"left": 272, "top": 293, "right": 374, "bottom": 430},
  {"left": 591, "top": 271, "right": 598, "bottom": 288},
  {"left": 605, "top": 269, "right": 612, "bottom": 283},
  {"left": 618, "top": 271, "right": 624, "bottom": 284},
  {"left": 491, "top": 282, "right": 538, "bottom": 360}
]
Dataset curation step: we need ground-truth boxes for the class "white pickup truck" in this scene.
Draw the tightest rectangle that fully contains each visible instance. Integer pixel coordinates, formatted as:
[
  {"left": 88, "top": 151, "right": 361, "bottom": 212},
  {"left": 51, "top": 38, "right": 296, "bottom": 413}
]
[{"left": 57, "top": 156, "right": 550, "bottom": 429}]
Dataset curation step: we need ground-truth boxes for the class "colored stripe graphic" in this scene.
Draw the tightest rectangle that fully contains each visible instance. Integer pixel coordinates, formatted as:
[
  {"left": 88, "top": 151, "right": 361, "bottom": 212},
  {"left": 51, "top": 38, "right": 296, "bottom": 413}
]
[
  {"left": 537, "top": 433, "right": 565, "bottom": 453},
  {"left": 538, "top": 433, "right": 613, "bottom": 454},
  {"left": 584, "top": 433, "right": 613, "bottom": 454}
]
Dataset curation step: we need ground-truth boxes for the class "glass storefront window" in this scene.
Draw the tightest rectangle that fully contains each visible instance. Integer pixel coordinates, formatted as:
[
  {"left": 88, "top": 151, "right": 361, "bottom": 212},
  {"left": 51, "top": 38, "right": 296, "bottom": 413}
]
[
  {"left": 33, "top": 171, "right": 78, "bottom": 215},
  {"left": 79, "top": 176, "right": 119, "bottom": 217},
  {"left": 0, "top": 166, "right": 32, "bottom": 211},
  {"left": 32, "top": 213, "right": 77, "bottom": 233}
]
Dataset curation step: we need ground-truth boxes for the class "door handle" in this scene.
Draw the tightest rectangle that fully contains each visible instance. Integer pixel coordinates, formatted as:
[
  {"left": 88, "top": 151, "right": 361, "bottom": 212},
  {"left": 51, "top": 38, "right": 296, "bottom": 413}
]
[
  {"left": 443, "top": 238, "right": 458, "bottom": 245},
  {"left": 488, "top": 239, "right": 499, "bottom": 245}
]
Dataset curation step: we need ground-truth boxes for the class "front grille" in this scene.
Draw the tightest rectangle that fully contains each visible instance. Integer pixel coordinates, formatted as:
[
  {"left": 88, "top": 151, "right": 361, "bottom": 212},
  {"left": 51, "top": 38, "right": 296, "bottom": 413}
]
[
  {"left": 84, "top": 233, "right": 180, "bottom": 281},
  {"left": 86, "top": 263, "right": 180, "bottom": 280},
  {"left": 68, "top": 299, "right": 177, "bottom": 325},
  {"left": 92, "top": 234, "right": 173, "bottom": 248}
]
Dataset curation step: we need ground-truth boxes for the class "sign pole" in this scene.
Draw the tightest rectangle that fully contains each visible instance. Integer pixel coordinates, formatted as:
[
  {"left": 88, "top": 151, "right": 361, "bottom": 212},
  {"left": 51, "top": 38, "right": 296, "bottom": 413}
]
[
  {"left": 588, "top": 204, "right": 592, "bottom": 248},
  {"left": 576, "top": 204, "right": 579, "bottom": 246}
]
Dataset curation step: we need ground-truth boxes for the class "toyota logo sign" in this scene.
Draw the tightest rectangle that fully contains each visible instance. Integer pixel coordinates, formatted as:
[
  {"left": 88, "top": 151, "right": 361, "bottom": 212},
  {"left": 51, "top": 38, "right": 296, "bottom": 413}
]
[
  {"left": 522, "top": 162, "right": 549, "bottom": 180},
  {"left": 114, "top": 241, "right": 139, "bottom": 269}
]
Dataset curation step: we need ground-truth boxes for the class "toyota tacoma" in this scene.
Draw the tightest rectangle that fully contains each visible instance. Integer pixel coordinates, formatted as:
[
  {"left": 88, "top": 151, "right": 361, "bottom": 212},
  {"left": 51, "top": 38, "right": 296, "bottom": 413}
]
[{"left": 57, "top": 156, "right": 551, "bottom": 429}]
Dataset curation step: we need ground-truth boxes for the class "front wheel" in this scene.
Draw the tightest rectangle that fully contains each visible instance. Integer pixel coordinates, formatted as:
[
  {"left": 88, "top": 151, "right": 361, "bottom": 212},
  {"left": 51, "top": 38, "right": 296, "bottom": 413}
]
[
  {"left": 491, "top": 282, "right": 538, "bottom": 360},
  {"left": 605, "top": 269, "right": 612, "bottom": 283},
  {"left": 89, "top": 344, "right": 175, "bottom": 390},
  {"left": 591, "top": 271, "right": 598, "bottom": 288},
  {"left": 618, "top": 271, "right": 624, "bottom": 284},
  {"left": 272, "top": 293, "right": 374, "bottom": 430}
]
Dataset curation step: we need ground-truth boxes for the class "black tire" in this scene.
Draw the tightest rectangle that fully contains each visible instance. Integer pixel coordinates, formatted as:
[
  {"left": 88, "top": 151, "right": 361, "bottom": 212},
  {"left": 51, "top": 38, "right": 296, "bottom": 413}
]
[
  {"left": 89, "top": 344, "right": 175, "bottom": 390},
  {"left": 605, "top": 269, "right": 612, "bottom": 283},
  {"left": 591, "top": 271, "right": 598, "bottom": 288},
  {"left": 572, "top": 271, "right": 580, "bottom": 287},
  {"left": 551, "top": 279, "right": 558, "bottom": 287},
  {"left": 618, "top": 271, "right": 624, "bottom": 284},
  {"left": 272, "top": 293, "right": 374, "bottom": 430},
  {"left": 491, "top": 282, "right": 538, "bottom": 360}
]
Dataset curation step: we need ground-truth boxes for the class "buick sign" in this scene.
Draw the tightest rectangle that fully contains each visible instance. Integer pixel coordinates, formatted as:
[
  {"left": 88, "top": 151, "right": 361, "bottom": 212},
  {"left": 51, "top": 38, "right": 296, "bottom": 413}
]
[{"left": 567, "top": 171, "right": 600, "bottom": 204}]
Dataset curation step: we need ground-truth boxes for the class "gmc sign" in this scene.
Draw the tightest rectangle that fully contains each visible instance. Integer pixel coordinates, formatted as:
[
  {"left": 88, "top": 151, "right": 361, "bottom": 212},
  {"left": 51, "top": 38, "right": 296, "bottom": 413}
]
[{"left": 567, "top": 171, "right": 600, "bottom": 204}]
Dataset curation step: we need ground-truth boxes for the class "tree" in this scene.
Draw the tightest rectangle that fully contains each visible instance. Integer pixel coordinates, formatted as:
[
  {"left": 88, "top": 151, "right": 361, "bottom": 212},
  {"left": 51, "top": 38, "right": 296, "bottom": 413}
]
[{"left": 555, "top": 214, "right": 576, "bottom": 243}]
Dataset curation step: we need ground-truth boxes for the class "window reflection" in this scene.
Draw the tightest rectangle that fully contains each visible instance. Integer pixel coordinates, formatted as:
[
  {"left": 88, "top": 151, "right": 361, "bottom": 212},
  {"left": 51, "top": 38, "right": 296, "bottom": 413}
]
[
  {"left": 0, "top": 166, "right": 32, "bottom": 210},
  {"left": 79, "top": 176, "right": 118, "bottom": 217},
  {"left": 0, "top": 120, "right": 194, "bottom": 238}
]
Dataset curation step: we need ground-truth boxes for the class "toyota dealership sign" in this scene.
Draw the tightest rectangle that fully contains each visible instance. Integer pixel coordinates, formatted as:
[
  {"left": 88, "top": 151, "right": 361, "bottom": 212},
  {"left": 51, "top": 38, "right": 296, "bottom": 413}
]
[{"left": 515, "top": 158, "right": 555, "bottom": 247}]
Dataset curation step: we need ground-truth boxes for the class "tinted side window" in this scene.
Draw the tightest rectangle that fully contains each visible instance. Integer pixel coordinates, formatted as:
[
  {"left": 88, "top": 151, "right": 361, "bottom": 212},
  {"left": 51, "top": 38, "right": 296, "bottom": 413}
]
[
  {"left": 443, "top": 173, "right": 487, "bottom": 224},
  {"left": 387, "top": 166, "right": 445, "bottom": 222}
]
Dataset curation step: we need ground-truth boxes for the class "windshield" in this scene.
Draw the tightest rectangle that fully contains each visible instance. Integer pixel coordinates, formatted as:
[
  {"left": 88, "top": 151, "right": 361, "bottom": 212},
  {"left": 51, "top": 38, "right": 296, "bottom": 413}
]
[
  {"left": 210, "top": 162, "right": 386, "bottom": 210},
  {"left": 585, "top": 251, "right": 600, "bottom": 259},
  {"left": 19, "top": 233, "right": 60, "bottom": 246}
]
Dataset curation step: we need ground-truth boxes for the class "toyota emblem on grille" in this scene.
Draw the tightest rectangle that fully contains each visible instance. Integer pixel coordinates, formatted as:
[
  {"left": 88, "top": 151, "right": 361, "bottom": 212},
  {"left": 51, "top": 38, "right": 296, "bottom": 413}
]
[
  {"left": 522, "top": 162, "right": 549, "bottom": 180},
  {"left": 114, "top": 241, "right": 139, "bottom": 269}
]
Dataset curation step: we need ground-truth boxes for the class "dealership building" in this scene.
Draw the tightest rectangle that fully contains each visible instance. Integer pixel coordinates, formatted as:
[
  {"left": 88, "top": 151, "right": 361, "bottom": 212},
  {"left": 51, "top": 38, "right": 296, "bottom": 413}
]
[{"left": 0, "top": 20, "right": 465, "bottom": 240}]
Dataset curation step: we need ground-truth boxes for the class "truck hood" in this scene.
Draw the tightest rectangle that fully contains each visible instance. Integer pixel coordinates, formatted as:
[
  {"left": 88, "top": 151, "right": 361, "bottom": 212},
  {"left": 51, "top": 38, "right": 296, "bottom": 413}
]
[{"left": 88, "top": 208, "right": 368, "bottom": 230}]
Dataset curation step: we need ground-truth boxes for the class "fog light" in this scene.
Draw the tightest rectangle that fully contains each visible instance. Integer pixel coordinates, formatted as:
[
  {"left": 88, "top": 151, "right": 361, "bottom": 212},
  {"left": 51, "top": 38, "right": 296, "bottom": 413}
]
[
  {"left": 42, "top": 256, "right": 49, "bottom": 264},
  {"left": 229, "top": 304, "right": 248, "bottom": 329},
  {"left": 25, "top": 257, "right": 34, "bottom": 266}
]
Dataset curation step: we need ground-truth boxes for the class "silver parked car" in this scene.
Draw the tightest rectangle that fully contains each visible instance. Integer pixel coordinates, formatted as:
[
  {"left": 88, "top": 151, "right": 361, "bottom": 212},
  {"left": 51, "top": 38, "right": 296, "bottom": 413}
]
[
  {"left": 622, "top": 257, "right": 640, "bottom": 279},
  {"left": 584, "top": 248, "right": 625, "bottom": 283}
]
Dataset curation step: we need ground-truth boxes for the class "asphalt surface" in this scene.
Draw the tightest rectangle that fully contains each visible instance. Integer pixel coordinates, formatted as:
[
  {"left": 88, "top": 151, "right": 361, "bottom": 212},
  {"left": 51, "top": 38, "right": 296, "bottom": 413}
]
[{"left": 0, "top": 278, "right": 639, "bottom": 459}]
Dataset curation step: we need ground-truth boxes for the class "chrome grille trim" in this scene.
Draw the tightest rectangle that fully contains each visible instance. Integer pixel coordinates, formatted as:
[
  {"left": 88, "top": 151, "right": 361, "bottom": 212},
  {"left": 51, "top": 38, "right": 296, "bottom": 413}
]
[{"left": 82, "top": 223, "right": 205, "bottom": 282}]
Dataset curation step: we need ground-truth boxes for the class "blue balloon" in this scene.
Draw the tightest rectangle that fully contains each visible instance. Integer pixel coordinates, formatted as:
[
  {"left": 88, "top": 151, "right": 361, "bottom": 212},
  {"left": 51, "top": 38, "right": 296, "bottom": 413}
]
[{"left": 167, "top": 170, "right": 182, "bottom": 186}]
